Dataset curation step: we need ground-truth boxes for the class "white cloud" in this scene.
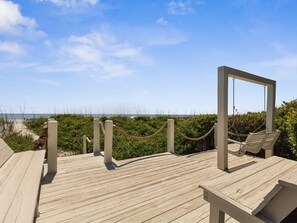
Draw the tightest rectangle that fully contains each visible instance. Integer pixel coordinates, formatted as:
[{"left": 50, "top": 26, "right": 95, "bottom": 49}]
[
  {"left": 0, "top": 1, "right": 36, "bottom": 35},
  {"left": 38, "top": 0, "right": 99, "bottom": 8},
  {"left": 114, "top": 47, "right": 141, "bottom": 58},
  {"left": 57, "top": 32, "right": 148, "bottom": 78},
  {"left": 259, "top": 57, "right": 297, "bottom": 70},
  {"left": 251, "top": 56, "right": 297, "bottom": 81},
  {"left": 40, "top": 79, "right": 61, "bottom": 86},
  {"left": 0, "top": 41, "right": 25, "bottom": 55},
  {"left": 156, "top": 17, "right": 168, "bottom": 26},
  {"left": 167, "top": 1, "right": 195, "bottom": 15},
  {"left": 62, "top": 44, "right": 101, "bottom": 62}
]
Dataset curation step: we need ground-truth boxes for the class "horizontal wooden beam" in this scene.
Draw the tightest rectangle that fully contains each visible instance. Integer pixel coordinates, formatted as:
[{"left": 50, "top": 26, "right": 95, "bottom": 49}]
[{"left": 219, "top": 66, "right": 276, "bottom": 86}]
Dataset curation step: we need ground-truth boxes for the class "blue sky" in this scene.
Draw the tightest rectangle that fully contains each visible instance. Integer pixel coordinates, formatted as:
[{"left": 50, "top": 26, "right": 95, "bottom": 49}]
[{"left": 0, "top": 0, "right": 296, "bottom": 114}]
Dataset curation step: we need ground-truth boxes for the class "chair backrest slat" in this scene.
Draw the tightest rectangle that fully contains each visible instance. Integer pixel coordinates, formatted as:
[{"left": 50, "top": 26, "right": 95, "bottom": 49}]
[
  {"left": 262, "top": 131, "right": 281, "bottom": 150},
  {"left": 0, "top": 139, "right": 14, "bottom": 168},
  {"left": 243, "top": 132, "right": 267, "bottom": 154}
]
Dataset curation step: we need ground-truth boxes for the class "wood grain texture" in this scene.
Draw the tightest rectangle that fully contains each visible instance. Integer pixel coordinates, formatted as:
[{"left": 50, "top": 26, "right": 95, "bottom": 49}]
[
  {"left": 200, "top": 156, "right": 297, "bottom": 222},
  {"left": 37, "top": 151, "right": 263, "bottom": 223},
  {"left": 0, "top": 139, "right": 14, "bottom": 168},
  {"left": 0, "top": 150, "right": 45, "bottom": 223}
]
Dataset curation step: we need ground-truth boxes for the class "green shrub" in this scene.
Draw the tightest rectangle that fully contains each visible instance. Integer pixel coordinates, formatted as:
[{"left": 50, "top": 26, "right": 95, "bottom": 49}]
[
  {"left": 3, "top": 133, "right": 35, "bottom": 153},
  {"left": 175, "top": 114, "right": 217, "bottom": 155},
  {"left": 285, "top": 109, "right": 297, "bottom": 156},
  {"left": 275, "top": 100, "right": 297, "bottom": 159},
  {"left": 52, "top": 114, "right": 93, "bottom": 154},
  {"left": 23, "top": 100, "right": 297, "bottom": 160},
  {"left": 25, "top": 117, "right": 47, "bottom": 135}
]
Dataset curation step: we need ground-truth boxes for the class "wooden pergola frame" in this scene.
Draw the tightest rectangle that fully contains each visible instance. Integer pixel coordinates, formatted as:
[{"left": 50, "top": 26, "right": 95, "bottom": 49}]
[{"left": 217, "top": 66, "right": 276, "bottom": 171}]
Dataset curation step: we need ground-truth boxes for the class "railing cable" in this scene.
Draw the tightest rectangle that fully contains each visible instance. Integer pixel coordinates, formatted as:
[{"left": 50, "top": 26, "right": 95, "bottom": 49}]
[
  {"left": 175, "top": 125, "right": 215, "bottom": 141},
  {"left": 113, "top": 121, "right": 167, "bottom": 141}
]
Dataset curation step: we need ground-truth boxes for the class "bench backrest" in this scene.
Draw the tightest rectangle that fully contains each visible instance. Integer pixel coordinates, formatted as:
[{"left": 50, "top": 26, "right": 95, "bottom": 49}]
[
  {"left": 243, "top": 132, "right": 267, "bottom": 153},
  {"left": 0, "top": 138, "right": 14, "bottom": 168},
  {"left": 262, "top": 131, "right": 281, "bottom": 150}
]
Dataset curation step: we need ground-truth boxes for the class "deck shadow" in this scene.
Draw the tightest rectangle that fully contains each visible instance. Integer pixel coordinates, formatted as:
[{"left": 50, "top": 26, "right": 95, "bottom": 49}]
[
  {"left": 228, "top": 161, "right": 258, "bottom": 173},
  {"left": 105, "top": 162, "right": 117, "bottom": 170},
  {"left": 115, "top": 153, "right": 175, "bottom": 168},
  {"left": 42, "top": 172, "right": 57, "bottom": 185}
]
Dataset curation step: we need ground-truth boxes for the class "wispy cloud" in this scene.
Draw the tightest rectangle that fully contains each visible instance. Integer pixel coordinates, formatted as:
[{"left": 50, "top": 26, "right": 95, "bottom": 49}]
[
  {"left": 40, "top": 79, "right": 61, "bottom": 86},
  {"left": 167, "top": 1, "right": 195, "bottom": 15},
  {"left": 255, "top": 56, "right": 297, "bottom": 80},
  {"left": 156, "top": 17, "right": 168, "bottom": 26},
  {"left": 54, "top": 32, "right": 148, "bottom": 78},
  {"left": 37, "top": 0, "right": 99, "bottom": 8},
  {"left": 0, "top": 41, "right": 25, "bottom": 55}
]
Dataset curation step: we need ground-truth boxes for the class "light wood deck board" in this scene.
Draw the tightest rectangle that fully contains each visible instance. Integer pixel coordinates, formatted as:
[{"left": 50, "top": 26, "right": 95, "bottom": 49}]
[{"left": 37, "top": 150, "right": 262, "bottom": 223}]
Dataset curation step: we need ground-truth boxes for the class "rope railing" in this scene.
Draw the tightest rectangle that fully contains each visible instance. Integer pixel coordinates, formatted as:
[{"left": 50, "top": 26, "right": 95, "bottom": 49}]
[
  {"left": 113, "top": 121, "right": 167, "bottom": 141},
  {"left": 99, "top": 121, "right": 105, "bottom": 135},
  {"left": 228, "top": 131, "right": 249, "bottom": 137},
  {"left": 175, "top": 125, "right": 215, "bottom": 141},
  {"left": 86, "top": 136, "right": 93, "bottom": 143},
  {"left": 228, "top": 129, "right": 266, "bottom": 138},
  {"left": 83, "top": 135, "right": 93, "bottom": 154}
]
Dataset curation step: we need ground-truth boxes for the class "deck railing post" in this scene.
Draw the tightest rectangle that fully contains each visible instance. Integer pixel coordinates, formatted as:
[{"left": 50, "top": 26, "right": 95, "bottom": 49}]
[
  {"left": 104, "top": 120, "right": 113, "bottom": 164},
  {"left": 93, "top": 118, "right": 100, "bottom": 154},
  {"left": 214, "top": 123, "right": 218, "bottom": 149},
  {"left": 167, "top": 119, "right": 174, "bottom": 153},
  {"left": 83, "top": 135, "right": 87, "bottom": 154},
  {"left": 48, "top": 120, "right": 58, "bottom": 173}
]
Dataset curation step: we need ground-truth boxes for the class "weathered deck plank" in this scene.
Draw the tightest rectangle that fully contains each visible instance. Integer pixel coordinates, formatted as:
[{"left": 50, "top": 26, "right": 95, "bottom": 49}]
[{"left": 37, "top": 150, "right": 262, "bottom": 223}]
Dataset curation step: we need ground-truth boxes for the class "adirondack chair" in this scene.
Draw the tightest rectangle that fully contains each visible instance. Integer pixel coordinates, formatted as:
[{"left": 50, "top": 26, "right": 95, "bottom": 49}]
[
  {"left": 228, "top": 131, "right": 280, "bottom": 156},
  {"left": 200, "top": 156, "right": 297, "bottom": 223}
]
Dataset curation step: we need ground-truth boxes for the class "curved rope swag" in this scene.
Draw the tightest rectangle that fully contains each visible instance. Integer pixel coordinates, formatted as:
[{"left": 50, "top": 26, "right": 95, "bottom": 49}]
[
  {"left": 227, "top": 131, "right": 249, "bottom": 137},
  {"left": 99, "top": 121, "right": 106, "bottom": 135},
  {"left": 113, "top": 121, "right": 167, "bottom": 141},
  {"left": 228, "top": 129, "right": 266, "bottom": 138},
  {"left": 175, "top": 125, "right": 215, "bottom": 141}
]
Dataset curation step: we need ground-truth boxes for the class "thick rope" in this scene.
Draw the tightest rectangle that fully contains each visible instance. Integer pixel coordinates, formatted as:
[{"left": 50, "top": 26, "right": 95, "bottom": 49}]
[
  {"left": 228, "top": 131, "right": 249, "bottom": 137},
  {"left": 113, "top": 121, "right": 167, "bottom": 141},
  {"left": 86, "top": 137, "right": 93, "bottom": 143},
  {"left": 176, "top": 125, "right": 215, "bottom": 141},
  {"left": 99, "top": 121, "right": 105, "bottom": 135},
  {"left": 228, "top": 129, "right": 266, "bottom": 137}
]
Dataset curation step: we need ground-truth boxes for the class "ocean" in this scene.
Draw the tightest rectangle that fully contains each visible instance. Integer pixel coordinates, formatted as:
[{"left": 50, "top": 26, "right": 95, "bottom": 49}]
[{"left": 0, "top": 113, "right": 195, "bottom": 120}]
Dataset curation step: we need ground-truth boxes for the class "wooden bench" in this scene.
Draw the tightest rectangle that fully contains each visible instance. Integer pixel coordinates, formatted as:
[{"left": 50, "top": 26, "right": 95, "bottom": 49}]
[
  {"left": 0, "top": 138, "right": 45, "bottom": 223},
  {"left": 228, "top": 131, "right": 281, "bottom": 156},
  {"left": 200, "top": 156, "right": 297, "bottom": 223}
]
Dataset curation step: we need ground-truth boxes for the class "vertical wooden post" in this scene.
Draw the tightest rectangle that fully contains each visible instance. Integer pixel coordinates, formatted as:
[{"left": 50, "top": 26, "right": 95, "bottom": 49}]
[
  {"left": 93, "top": 118, "right": 100, "bottom": 154},
  {"left": 217, "top": 67, "right": 228, "bottom": 171},
  {"left": 214, "top": 123, "right": 218, "bottom": 149},
  {"left": 104, "top": 120, "right": 113, "bottom": 164},
  {"left": 48, "top": 120, "right": 58, "bottom": 173},
  {"left": 167, "top": 119, "right": 174, "bottom": 153},
  {"left": 209, "top": 204, "right": 225, "bottom": 223},
  {"left": 265, "top": 83, "right": 276, "bottom": 158},
  {"left": 83, "top": 135, "right": 87, "bottom": 154}
]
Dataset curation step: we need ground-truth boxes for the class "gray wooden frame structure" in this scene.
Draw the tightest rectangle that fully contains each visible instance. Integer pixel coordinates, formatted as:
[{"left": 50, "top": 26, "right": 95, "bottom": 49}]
[{"left": 217, "top": 66, "right": 276, "bottom": 171}]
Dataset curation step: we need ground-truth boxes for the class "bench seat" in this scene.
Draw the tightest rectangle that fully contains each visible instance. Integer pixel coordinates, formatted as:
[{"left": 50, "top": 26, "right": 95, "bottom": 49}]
[{"left": 0, "top": 139, "right": 45, "bottom": 223}]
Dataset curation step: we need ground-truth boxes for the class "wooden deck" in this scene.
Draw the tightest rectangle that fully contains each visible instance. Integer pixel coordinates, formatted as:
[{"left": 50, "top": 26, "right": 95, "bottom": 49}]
[{"left": 37, "top": 150, "right": 263, "bottom": 223}]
